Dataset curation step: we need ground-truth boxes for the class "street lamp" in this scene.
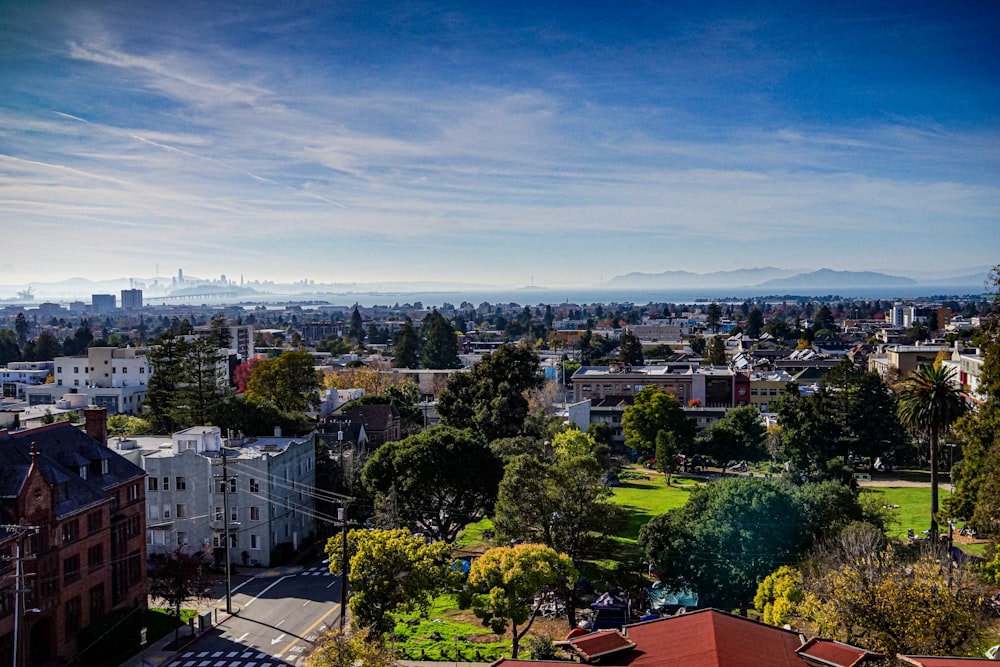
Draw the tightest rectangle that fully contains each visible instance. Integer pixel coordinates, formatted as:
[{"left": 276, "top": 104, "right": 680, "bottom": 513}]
[{"left": 945, "top": 442, "right": 958, "bottom": 494}]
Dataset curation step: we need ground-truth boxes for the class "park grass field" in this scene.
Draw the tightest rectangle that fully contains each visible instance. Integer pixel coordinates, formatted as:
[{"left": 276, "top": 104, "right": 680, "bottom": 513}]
[
  {"left": 861, "top": 484, "right": 987, "bottom": 555},
  {"left": 609, "top": 470, "right": 702, "bottom": 545}
]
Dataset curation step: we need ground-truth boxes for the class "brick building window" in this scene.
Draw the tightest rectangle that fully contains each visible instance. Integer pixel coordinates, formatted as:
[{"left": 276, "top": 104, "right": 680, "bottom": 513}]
[
  {"left": 65, "top": 596, "right": 81, "bottom": 635},
  {"left": 62, "top": 520, "right": 79, "bottom": 544},
  {"left": 88, "top": 544, "right": 104, "bottom": 572},
  {"left": 87, "top": 511, "right": 103, "bottom": 535},
  {"left": 63, "top": 554, "right": 81, "bottom": 584},
  {"left": 148, "top": 477, "right": 158, "bottom": 492},
  {"left": 89, "top": 584, "right": 104, "bottom": 619}
]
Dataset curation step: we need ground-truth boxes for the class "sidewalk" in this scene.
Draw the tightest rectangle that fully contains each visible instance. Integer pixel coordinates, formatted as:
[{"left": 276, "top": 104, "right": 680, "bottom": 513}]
[{"left": 120, "top": 564, "right": 306, "bottom": 667}]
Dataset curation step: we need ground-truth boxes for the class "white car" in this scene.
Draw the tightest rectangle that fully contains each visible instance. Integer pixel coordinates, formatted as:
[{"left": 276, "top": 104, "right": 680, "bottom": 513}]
[{"left": 986, "top": 644, "right": 999, "bottom": 660}]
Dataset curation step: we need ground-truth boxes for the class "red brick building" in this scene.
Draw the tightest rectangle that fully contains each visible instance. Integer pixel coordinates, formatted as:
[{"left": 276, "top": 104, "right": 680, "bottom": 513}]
[{"left": 0, "top": 410, "right": 147, "bottom": 666}]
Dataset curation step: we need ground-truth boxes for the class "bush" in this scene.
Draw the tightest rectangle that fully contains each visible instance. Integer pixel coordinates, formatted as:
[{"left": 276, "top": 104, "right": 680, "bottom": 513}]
[{"left": 524, "top": 635, "right": 557, "bottom": 660}]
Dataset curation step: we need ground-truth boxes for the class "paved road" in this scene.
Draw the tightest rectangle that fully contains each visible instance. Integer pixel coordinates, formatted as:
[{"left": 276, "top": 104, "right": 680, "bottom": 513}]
[{"left": 173, "top": 565, "right": 342, "bottom": 667}]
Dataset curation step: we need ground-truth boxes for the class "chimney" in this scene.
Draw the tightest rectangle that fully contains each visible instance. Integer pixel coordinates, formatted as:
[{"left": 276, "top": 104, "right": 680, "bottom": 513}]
[{"left": 84, "top": 407, "right": 108, "bottom": 445}]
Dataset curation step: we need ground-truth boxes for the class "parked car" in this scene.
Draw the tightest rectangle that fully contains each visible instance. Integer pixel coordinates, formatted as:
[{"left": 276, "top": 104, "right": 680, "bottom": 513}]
[{"left": 985, "top": 644, "right": 998, "bottom": 660}]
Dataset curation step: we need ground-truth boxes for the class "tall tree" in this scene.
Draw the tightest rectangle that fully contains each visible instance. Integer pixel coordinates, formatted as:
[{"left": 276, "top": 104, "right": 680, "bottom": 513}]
[
  {"left": 0, "top": 330, "right": 20, "bottom": 365},
  {"left": 705, "top": 302, "right": 723, "bottom": 334},
  {"left": 465, "top": 544, "right": 576, "bottom": 658},
  {"left": 173, "top": 336, "right": 229, "bottom": 426},
  {"left": 348, "top": 306, "right": 365, "bottom": 346},
  {"left": 897, "top": 364, "right": 966, "bottom": 536},
  {"left": 745, "top": 307, "right": 764, "bottom": 339},
  {"left": 618, "top": 329, "right": 644, "bottom": 366},
  {"left": 421, "top": 310, "right": 461, "bottom": 369},
  {"left": 14, "top": 312, "right": 29, "bottom": 346},
  {"left": 361, "top": 426, "right": 502, "bottom": 542},
  {"left": 705, "top": 335, "right": 727, "bottom": 365},
  {"left": 622, "top": 386, "right": 695, "bottom": 457},
  {"left": 392, "top": 319, "right": 420, "bottom": 369},
  {"left": 437, "top": 343, "right": 543, "bottom": 441},
  {"left": 209, "top": 316, "right": 232, "bottom": 349},
  {"left": 146, "top": 333, "right": 191, "bottom": 433}
]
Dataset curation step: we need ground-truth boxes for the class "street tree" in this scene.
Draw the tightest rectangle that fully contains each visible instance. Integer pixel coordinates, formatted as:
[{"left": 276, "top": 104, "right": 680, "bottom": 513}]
[
  {"left": 325, "top": 528, "right": 454, "bottom": 636},
  {"left": 622, "top": 386, "right": 695, "bottom": 458},
  {"left": 0, "top": 330, "right": 20, "bottom": 365},
  {"left": 464, "top": 544, "right": 576, "bottom": 658},
  {"left": 172, "top": 336, "right": 229, "bottom": 427},
  {"left": 245, "top": 350, "right": 322, "bottom": 414},
  {"left": 146, "top": 332, "right": 191, "bottom": 433},
  {"left": 305, "top": 628, "right": 394, "bottom": 667},
  {"left": 148, "top": 548, "right": 212, "bottom": 644},
  {"left": 897, "top": 364, "right": 966, "bottom": 535},
  {"left": 437, "top": 343, "right": 543, "bottom": 441},
  {"left": 421, "top": 310, "right": 461, "bottom": 369},
  {"left": 361, "top": 426, "right": 502, "bottom": 542}
]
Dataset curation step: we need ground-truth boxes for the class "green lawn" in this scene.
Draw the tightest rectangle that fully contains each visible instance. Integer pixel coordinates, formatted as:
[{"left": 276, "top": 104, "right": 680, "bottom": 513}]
[
  {"left": 455, "top": 517, "right": 493, "bottom": 549},
  {"left": 861, "top": 485, "right": 986, "bottom": 556},
  {"left": 609, "top": 470, "right": 702, "bottom": 545}
]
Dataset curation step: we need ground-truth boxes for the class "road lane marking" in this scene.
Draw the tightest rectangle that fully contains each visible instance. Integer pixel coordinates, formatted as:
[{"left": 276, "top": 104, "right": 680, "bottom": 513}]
[
  {"left": 245, "top": 575, "right": 290, "bottom": 607},
  {"left": 270, "top": 633, "right": 286, "bottom": 645},
  {"left": 279, "top": 603, "right": 340, "bottom": 657},
  {"left": 236, "top": 632, "right": 249, "bottom": 642},
  {"left": 302, "top": 600, "right": 310, "bottom": 607}
]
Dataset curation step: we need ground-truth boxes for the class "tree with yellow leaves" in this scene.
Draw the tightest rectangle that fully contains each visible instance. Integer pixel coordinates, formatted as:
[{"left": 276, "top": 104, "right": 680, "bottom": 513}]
[
  {"left": 464, "top": 544, "right": 576, "bottom": 659},
  {"left": 306, "top": 628, "right": 393, "bottom": 667}
]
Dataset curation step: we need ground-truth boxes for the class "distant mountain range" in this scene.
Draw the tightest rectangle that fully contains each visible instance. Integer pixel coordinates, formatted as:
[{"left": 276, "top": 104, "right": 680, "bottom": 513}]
[
  {"left": 605, "top": 266, "right": 993, "bottom": 291},
  {"left": 0, "top": 265, "right": 994, "bottom": 303}
]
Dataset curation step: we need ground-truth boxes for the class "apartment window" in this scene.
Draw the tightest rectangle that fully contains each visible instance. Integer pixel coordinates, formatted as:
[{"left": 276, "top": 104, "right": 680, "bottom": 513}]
[
  {"left": 250, "top": 506, "right": 260, "bottom": 522},
  {"left": 176, "top": 504, "right": 187, "bottom": 518},
  {"left": 89, "top": 584, "right": 104, "bottom": 620},
  {"left": 127, "top": 515, "right": 141, "bottom": 537},
  {"left": 230, "top": 534, "right": 238, "bottom": 548},
  {"left": 146, "top": 530, "right": 167, "bottom": 546},
  {"left": 162, "top": 476, "right": 169, "bottom": 491},
  {"left": 230, "top": 506, "right": 238, "bottom": 522},
  {"left": 87, "top": 544, "right": 103, "bottom": 571},
  {"left": 57, "top": 366, "right": 62, "bottom": 373},
  {"left": 214, "top": 507, "right": 223, "bottom": 521},
  {"left": 87, "top": 511, "right": 102, "bottom": 535},
  {"left": 62, "top": 520, "right": 79, "bottom": 544},
  {"left": 162, "top": 504, "right": 171, "bottom": 519},
  {"left": 148, "top": 504, "right": 159, "bottom": 520},
  {"left": 148, "top": 477, "right": 158, "bottom": 491},
  {"left": 217, "top": 479, "right": 237, "bottom": 494},
  {"left": 65, "top": 596, "right": 81, "bottom": 636},
  {"left": 176, "top": 476, "right": 186, "bottom": 490},
  {"left": 101, "top": 459, "right": 109, "bottom": 475},
  {"left": 128, "top": 483, "right": 138, "bottom": 501},
  {"left": 249, "top": 478, "right": 259, "bottom": 493},
  {"left": 177, "top": 531, "right": 188, "bottom": 546},
  {"left": 73, "top": 367, "right": 79, "bottom": 373},
  {"left": 212, "top": 535, "right": 222, "bottom": 548},
  {"left": 63, "top": 554, "right": 81, "bottom": 584},
  {"left": 250, "top": 534, "right": 259, "bottom": 550}
]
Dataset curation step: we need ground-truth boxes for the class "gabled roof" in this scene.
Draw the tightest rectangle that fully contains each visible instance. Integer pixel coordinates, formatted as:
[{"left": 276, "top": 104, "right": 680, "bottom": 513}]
[
  {"left": 0, "top": 422, "right": 145, "bottom": 518},
  {"left": 621, "top": 609, "right": 807, "bottom": 667},
  {"left": 342, "top": 403, "right": 399, "bottom": 430}
]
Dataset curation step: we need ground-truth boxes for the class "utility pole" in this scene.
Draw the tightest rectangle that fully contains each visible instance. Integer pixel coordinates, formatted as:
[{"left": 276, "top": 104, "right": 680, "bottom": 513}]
[
  {"left": 213, "top": 441, "right": 239, "bottom": 615},
  {"left": 3, "top": 524, "right": 40, "bottom": 667},
  {"left": 338, "top": 503, "right": 349, "bottom": 632}
]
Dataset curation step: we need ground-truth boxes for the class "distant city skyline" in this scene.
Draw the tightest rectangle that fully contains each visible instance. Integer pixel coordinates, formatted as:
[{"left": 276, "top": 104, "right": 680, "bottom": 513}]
[{"left": 2, "top": 1, "right": 998, "bottom": 287}]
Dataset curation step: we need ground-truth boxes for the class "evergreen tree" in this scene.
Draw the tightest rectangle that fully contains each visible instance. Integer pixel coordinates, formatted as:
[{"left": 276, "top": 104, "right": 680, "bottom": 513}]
[
  {"left": 618, "top": 328, "right": 644, "bottom": 366},
  {"left": 706, "top": 335, "right": 727, "bottom": 365},
  {"left": 746, "top": 307, "right": 764, "bottom": 339},
  {"left": 392, "top": 319, "right": 420, "bottom": 368},
  {"left": 706, "top": 302, "right": 723, "bottom": 333},
  {"left": 348, "top": 306, "right": 365, "bottom": 346},
  {"left": 421, "top": 310, "right": 461, "bottom": 369}
]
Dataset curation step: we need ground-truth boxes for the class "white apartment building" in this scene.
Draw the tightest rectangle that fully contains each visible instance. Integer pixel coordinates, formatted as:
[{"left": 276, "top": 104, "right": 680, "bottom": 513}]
[{"left": 124, "top": 426, "right": 317, "bottom": 567}]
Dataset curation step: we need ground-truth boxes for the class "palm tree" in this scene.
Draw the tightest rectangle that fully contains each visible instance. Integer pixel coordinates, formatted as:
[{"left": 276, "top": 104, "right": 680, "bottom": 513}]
[{"left": 897, "top": 364, "right": 966, "bottom": 536}]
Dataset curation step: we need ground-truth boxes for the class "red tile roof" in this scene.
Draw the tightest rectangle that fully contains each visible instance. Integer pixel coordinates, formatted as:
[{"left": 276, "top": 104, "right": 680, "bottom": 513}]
[
  {"left": 621, "top": 609, "right": 807, "bottom": 667},
  {"left": 568, "top": 631, "right": 636, "bottom": 661},
  {"left": 797, "top": 637, "right": 879, "bottom": 666}
]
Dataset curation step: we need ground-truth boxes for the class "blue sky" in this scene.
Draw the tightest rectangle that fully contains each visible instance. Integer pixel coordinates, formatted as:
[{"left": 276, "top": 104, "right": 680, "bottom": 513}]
[{"left": 1, "top": 0, "right": 998, "bottom": 288}]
